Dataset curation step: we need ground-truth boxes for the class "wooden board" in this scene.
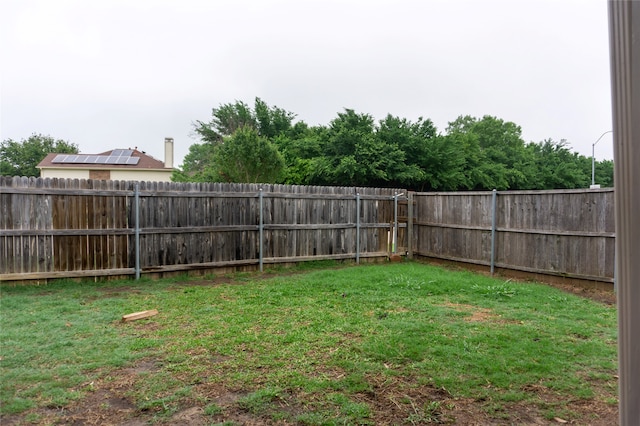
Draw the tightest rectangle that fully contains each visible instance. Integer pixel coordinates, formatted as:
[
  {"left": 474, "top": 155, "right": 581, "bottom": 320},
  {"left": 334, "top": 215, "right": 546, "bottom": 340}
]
[{"left": 121, "top": 309, "right": 158, "bottom": 322}]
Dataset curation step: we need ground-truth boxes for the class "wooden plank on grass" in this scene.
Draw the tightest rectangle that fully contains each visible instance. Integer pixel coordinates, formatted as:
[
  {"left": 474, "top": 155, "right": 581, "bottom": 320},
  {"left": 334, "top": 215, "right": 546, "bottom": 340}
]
[{"left": 121, "top": 309, "right": 158, "bottom": 322}]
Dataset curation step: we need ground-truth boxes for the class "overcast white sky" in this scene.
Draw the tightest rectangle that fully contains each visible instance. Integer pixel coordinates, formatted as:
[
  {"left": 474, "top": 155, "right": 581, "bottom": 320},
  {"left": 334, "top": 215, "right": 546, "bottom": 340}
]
[{"left": 1, "top": 0, "right": 614, "bottom": 168}]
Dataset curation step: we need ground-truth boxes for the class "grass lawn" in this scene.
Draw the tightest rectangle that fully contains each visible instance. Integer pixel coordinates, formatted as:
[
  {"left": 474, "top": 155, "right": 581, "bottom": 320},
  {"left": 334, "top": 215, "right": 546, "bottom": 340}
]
[{"left": 0, "top": 262, "right": 618, "bottom": 425}]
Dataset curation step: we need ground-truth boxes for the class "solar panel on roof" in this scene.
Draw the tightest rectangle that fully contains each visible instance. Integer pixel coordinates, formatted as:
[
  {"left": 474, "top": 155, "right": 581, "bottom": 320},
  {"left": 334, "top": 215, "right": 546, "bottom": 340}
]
[
  {"left": 66, "top": 155, "right": 84, "bottom": 163},
  {"left": 111, "top": 149, "right": 133, "bottom": 157},
  {"left": 50, "top": 150, "right": 141, "bottom": 166}
]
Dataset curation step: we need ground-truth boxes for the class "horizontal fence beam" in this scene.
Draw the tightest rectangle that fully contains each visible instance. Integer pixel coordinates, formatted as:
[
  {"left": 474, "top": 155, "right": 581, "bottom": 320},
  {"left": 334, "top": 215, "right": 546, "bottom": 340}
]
[
  {"left": 413, "top": 252, "right": 615, "bottom": 283},
  {"left": 413, "top": 221, "right": 615, "bottom": 238},
  {"left": 1, "top": 228, "right": 134, "bottom": 236},
  {"left": 5, "top": 221, "right": 609, "bottom": 239},
  {"left": 413, "top": 221, "right": 489, "bottom": 232},
  {"left": 262, "top": 251, "right": 389, "bottom": 264},
  {"left": 0, "top": 222, "right": 407, "bottom": 237},
  {"left": 0, "top": 268, "right": 136, "bottom": 281},
  {"left": 0, "top": 187, "right": 135, "bottom": 196},
  {"left": 0, "top": 187, "right": 405, "bottom": 201},
  {"left": 1, "top": 251, "right": 395, "bottom": 281},
  {"left": 496, "top": 227, "right": 615, "bottom": 238},
  {"left": 413, "top": 188, "right": 614, "bottom": 196}
]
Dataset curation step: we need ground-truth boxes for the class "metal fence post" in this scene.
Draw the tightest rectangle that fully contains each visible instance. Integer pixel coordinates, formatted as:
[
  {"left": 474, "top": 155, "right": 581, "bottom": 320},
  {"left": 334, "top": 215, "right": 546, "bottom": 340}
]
[
  {"left": 259, "top": 188, "right": 264, "bottom": 272},
  {"left": 134, "top": 183, "right": 140, "bottom": 280},
  {"left": 490, "top": 189, "right": 497, "bottom": 275},
  {"left": 356, "top": 193, "right": 360, "bottom": 263},
  {"left": 393, "top": 192, "right": 398, "bottom": 254},
  {"left": 407, "top": 192, "right": 414, "bottom": 259}
]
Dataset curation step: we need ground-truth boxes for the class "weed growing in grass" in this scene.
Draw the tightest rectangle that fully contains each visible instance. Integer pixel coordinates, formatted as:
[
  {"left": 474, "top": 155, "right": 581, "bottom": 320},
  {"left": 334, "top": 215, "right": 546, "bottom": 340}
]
[
  {"left": 406, "top": 400, "right": 443, "bottom": 424},
  {"left": 203, "top": 402, "right": 223, "bottom": 415},
  {"left": 471, "top": 283, "right": 518, "bottom": 298},
  {"left": 387, "top": 273, "right": 426, "bottom": 290},
  {"left": 237, "top": 387, "right": 282, "bottom": 415}
]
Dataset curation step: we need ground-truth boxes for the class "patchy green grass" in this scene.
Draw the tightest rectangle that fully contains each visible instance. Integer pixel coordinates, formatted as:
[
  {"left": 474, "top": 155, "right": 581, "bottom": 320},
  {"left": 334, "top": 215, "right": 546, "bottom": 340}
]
[{"left": 0, "top": 262, "right": 618, "bottom": 424}]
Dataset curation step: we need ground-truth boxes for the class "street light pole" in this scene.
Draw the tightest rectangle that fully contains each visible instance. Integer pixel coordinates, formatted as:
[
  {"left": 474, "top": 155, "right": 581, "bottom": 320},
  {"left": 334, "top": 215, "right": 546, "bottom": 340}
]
[{"left": 591, "top": 130, "right": 613, "bottom": 187}]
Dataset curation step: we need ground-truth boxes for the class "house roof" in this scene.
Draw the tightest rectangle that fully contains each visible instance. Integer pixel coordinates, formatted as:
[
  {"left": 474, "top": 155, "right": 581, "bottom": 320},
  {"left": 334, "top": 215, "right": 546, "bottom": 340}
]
[{"left": 38, "top": 149, "right": 169, "bottom": 170}]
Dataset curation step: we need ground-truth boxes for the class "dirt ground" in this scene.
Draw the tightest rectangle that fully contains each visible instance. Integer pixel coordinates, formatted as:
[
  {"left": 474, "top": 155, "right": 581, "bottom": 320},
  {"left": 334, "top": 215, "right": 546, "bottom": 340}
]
[{"left": 2, "top": 276, "right": 618, "bottom": 425}]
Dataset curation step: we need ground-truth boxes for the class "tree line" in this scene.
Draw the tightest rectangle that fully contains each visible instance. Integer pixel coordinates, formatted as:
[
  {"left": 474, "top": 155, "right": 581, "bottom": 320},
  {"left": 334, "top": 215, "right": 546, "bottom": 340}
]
[
  {"left": 172, "top": 98, "right": 613, "bottom": 190},
  {"left": 1, "top": 98, "right": 614, "bottom": 190},
  {"left": 0, "top": 135, "right": 78, "bottom": 177}
]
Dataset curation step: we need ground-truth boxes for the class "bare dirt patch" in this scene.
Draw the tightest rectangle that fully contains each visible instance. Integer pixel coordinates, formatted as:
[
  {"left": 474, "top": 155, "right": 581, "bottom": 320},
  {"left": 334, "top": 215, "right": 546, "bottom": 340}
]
[
  {"left": 543, "top": 281, "right": 616, "bottom": 305},
  {"left": 442, "top": 302, "right": 497, "bottom": 322},
  {"left": 350, "top": 373, "right": 617, "bottom": 425}
]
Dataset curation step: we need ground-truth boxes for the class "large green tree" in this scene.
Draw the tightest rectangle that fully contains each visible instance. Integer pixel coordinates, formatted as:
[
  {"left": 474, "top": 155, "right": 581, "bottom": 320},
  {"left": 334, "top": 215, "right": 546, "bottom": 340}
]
[
  {"left": 444, "top": 115, "right": 529, "bottom": 190},
  {"left": 177, "top": 98, "right": 294, "bottom": 182},
  {"left": 376, "top": 115, "right": 467, "bottom": 190},
  {"left": 194, "top": 97, "right": 296, "bottom": 143},
  {"left": 171, "top": 142, "right": 217, "bottom": 182},
  {"left": 592, "top": 159, "right": 614, "bottom": 188},
  {"left": 214, "top": 127, "right": 285, "bottom": 183},
  {"left": 0, "top": 134, "right": 78, "bottom": 177},
  {"left": 272, "top": 123, "right": 326, "bottom": 185},
  {"left": 309, "top": 109, "right": 412, "bottom": 187},
  {"left": 522, "top": 139, "right": 599, "bottom": 189}
]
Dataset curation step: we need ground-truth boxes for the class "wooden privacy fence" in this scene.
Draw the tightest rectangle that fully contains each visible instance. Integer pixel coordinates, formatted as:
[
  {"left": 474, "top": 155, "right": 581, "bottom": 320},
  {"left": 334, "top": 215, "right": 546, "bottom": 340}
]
[
  {"left": 0, "top": 177, "right": 615, "bottom": 284},
  {"left": 409, "top": 188, "right": 615, "bottom": 283},
  {"left": 0, "top": 176, "right": 405, "bottom": 281}
]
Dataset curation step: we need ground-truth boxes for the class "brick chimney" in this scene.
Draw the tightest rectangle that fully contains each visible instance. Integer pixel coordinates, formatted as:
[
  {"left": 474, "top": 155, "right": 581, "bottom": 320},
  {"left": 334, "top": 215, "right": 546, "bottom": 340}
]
[{"left": 164, "top": 137, "right": 174, "bottom": 169}]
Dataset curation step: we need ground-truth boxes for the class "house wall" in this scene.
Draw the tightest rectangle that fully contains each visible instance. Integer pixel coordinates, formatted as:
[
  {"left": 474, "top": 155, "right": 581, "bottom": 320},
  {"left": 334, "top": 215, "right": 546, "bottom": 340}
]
[
  {"left": 110, "top": 169, "right": 172, "bottom": 182},
  {"left": 40, "top": 169, "right": 89, "bottom": 179},
  {"left": 39, "top": 168, "right": 173, "bottom": 182}
]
